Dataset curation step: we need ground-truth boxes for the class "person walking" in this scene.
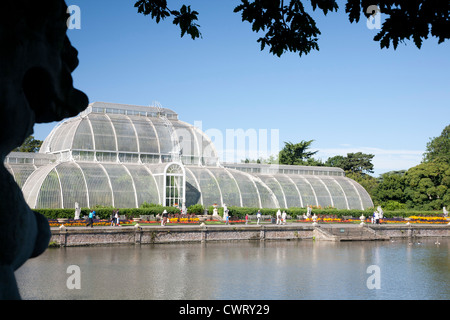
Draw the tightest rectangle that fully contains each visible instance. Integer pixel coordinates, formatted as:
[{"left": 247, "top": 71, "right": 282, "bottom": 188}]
[
  {"left": 115, "top": 210, "right": 120, "bottom": 226},
  {"left": 161, "top": 210, "right": 166, "bottom": 226},
  {"left": 276, "top": 209, "right": 282, "bottom": 225},
  {"left": 111, "top": 209, "right": 116, "bottom": 226},
  {"left": 256, "top": 210, "right": 261, "bottom": 225},
  {"left": 245, "top": 213, "right": 249, "bottom": 225},
  {"left": 374, "top": 210, "right": 380, "bottom": 224},
  {"left": 282, "top": 210, "right": 287, "bottom": 225},
  {"left": 162, "top": 210, "right": 168, "bottom": 226},
  {"left": 86, "top": 210, "right": 95, "bottom": 228}
]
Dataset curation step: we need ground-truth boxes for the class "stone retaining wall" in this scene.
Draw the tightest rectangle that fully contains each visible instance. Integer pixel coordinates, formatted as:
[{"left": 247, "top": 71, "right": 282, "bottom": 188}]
[
  {"left": 370, "top": 225, "right": 450, "bottom": 239},
  {"left": 51, "top": 225, "right": 315, "bottom": 247},
  {"left": 50, "top": 224, "right": 450, "bottom": 247}
]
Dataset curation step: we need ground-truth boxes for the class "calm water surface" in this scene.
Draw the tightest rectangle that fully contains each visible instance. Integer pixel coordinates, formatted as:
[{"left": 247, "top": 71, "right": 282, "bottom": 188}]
[{"left": 15, "top": 239, "right": 450, "bottom": 300}]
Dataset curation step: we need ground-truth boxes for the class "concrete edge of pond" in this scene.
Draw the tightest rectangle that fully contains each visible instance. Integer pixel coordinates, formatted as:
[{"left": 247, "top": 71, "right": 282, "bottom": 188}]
[{"left": 49, "top": 223, "right": 450, "bottom": 247}]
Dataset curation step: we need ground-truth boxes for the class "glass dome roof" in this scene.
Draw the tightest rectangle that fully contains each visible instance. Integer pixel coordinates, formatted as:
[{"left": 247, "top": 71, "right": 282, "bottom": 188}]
[
  {"left": 6, "top": 102, "right": 374, "bottom": 210},
  {"left": 39, "top": 102, "right": 219, "bottom": 166}
]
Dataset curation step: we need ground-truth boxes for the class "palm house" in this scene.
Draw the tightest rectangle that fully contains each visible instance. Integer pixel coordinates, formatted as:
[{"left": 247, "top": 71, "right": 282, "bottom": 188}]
[{"left": 5, "top": 102, "right": 374, "bottom": 210}]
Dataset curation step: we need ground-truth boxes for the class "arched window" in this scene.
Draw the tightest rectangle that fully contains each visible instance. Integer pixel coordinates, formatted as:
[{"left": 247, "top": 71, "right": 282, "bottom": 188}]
[{"left": 165, "top": 163, "right": 185, "bottom": 208}]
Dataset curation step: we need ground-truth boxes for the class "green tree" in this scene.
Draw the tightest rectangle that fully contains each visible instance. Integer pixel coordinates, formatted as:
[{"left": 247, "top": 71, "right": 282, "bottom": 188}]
[
  {"left": 403, "top": 160, "right": 450, "bottom": 210},
  {"left": 423, "top": 124, "right": 450, "bottom": 164},
  {"left": 372, "top": 171, "right": 406, "bottom": 205},
  {"left": 325, "top": 152, "right": 375, "bottom": 175},
  {"left": 12, "top": 135, "right": 43, "bottom": 153},
  {"left": 134, "top": 1, "right": 449, "bottom": 57},
  {"left": 324, "top": 155, "right": 345, "bottom": 168},
  {"left": 278, "top": 140, "right": 319, "bottom": 165}
]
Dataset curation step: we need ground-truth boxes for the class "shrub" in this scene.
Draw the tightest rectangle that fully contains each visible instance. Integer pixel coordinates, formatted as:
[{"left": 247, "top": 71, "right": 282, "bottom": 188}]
[
  {"left": 35, "top": 206, "right": 182, "bottom": 220},
  {"left": 381, "top": 200, "right": 407, "bottom": 211},
  {"left": 34, "top": 206, "right": 444, "bottom": 221},
  {"left": 207, "top": 206, "right": 224, "bottom": 216},
  {"left": 187, "top": 204, "right": 204, "bottom": 214}
]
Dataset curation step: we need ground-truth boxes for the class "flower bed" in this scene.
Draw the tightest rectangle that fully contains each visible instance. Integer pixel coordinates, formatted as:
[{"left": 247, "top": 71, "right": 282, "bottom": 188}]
[
  {"left": 296, "top": 217, "right": 356, "bottom": 224},
  {"left": 48, "top": 217, "right": 202, "bottom": 227},
  {"left": 48, "top": 215, "right": 449, "bottom": 227},
  {"left": 407, "top": 216, "right": 449, "bottom": 224},
  {"left": 168, "top": 217, "right": 200, "bottom": 224},
  {"left": 48, "top": 219, "right": 114, "bottom": 227},
  {"left": 295, "top": 216, "right": 449, "bottom": 224}
]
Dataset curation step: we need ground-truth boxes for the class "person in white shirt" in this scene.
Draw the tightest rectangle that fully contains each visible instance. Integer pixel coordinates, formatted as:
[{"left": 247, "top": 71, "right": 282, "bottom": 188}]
[
  {"left": 281, "top": 211, "right": 287, "bottom": 225},
  {"left": 276, "top": 209, "right": 282, "bottom": 225},
  {"left": 256, "top": 210, "right": 261, "bottom": 225}
]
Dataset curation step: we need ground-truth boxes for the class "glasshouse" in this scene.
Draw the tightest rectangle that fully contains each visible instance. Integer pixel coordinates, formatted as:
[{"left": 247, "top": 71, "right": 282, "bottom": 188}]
[{"left": 5, "top": 102, "right": 374, "bottom": 210}]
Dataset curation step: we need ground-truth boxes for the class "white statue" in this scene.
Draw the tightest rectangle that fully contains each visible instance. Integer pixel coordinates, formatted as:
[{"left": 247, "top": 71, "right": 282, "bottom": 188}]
[
  {"left": 306, "top": 206, "right": 312, "bottom": 218},
  {"left": 444, "top": 206, "right": 448, "bottom": 217},
  {"left": 377, "top": 206, "right": 384, "bottom": 219},
  {"left": 74, "top": 202, "right": 81, "bottom": 220}
]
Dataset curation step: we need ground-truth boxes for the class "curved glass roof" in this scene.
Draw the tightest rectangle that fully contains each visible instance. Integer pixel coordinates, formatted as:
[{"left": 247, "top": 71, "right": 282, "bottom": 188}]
[
  {"left": 19, "top": 161, "right": 372, "bottom": 210},
  {"left": 40, "top": 102, "right": 219, "bottom": 166},
  {"left": 7, "top": 102, "right": 374, "bottom": 211}
]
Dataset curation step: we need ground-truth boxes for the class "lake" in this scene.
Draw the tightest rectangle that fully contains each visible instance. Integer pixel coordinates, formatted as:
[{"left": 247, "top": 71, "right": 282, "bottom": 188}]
[{"left": 15, "top": 239, "right": 449, "bottom": 300}]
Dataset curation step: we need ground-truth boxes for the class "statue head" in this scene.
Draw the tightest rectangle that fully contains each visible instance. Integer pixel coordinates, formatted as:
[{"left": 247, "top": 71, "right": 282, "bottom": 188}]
[
  {"left": 0, "top": 0, "right": 88, "bottom": 299},
  {"left": 0, "top": 0, "right": 88, "bottom": 157}
]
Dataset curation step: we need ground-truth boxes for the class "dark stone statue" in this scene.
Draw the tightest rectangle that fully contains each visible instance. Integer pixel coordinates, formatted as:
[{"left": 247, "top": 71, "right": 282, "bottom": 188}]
[{"left": 0, "top": 1, "right": 88, "bottom": 299}]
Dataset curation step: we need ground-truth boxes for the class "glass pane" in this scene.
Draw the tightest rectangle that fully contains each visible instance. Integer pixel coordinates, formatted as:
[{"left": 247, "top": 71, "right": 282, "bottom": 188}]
[
  {"left": 78, "top": 163, "right": 113, "bottom": 207},
  {"left": 307, "top": 177, "right": 333, "bottom": 208},
  {"left": 208, "top": 168, "right": 241, "bottom": 207},
  {"left": 257, "top": 175, "right": 288, "bottom": 208},
  {"left": 225, "top": 170, "right": 259, "bottom": 208},
  {"left": 125, "top": 165, "right": 159, "bottom": 206},
  {"left": 89, "top": 114, "right": 116, "bottom": 151},
  {"left": 185, "top": 168, "right": 201, "bottom": 207},
  {"left": 109, "top": 114, "right": 138, "bottom": 152},
  {"left": 253, "top": 179, "right": 279, "bottom": 208},
  {"left": 102, "top": 164, "right": 136, "bottom": 208},
  {"left": 320, "top": 176, "right": 348, "bottom": 209},
  {"left": 73, "top": 118, "right": 94, "bottom": 150},
  {"left": 187, "top": 167, "right": 221, "bottom": 207},
  {"left": 48, "top": 120, "right": 78, "bottom": 152},
  {"left": 289, "top": 176, "right": 317, "bottom": 207},
  {"left": 271, "top": 175, "right": 301, "bottom": 208},
  {"left": 37, "top": 169, "right": 61, "bottom": 209},
  {"left": 334, "top": 177, "right": 363, "bottom": 210},
  {"left": 349, "top": 179, "right": 373, "bottom": 209},
  {"left": 151, "top": 118, "right": 174, "bottom": 154},
  {"left": 6, "top": 164, "right": 36, "bottom": 189},
  {"left": 172, "top": 121, "right": 198, "bottom": 158},
  {"left": 56, "top": 163, "right": 88, "bottom": 209},
  {"left": 131, "top": 117, "right": 159, "bottom": 154}
]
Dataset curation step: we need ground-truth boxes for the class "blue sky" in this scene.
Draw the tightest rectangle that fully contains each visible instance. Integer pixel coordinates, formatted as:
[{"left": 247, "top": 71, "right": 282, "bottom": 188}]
[{"left": 34, "top": 1, "right": 450, "bottom": 176}]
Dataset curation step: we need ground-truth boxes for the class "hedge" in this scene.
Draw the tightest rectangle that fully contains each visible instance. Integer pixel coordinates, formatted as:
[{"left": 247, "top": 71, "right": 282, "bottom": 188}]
[
  {"left": 34, "top": 206, "right": 445, "bottom": 220},
  {"left": 206, "top": 206, "right": 445, "bottom": 219},
  {"left": 35, "top": 206, "right": 182, "bottom": 220}
]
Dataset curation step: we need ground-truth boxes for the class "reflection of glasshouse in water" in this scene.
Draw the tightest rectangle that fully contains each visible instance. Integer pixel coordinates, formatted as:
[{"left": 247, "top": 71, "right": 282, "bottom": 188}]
[{"left": 5, "top": 102, "right": 373, "bottom": 210}]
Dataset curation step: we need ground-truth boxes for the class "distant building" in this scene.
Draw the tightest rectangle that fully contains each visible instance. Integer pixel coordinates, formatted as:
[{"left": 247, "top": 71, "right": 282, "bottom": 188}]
[{"left": 5, "top": 102, "right": 373, "bottom": 210}]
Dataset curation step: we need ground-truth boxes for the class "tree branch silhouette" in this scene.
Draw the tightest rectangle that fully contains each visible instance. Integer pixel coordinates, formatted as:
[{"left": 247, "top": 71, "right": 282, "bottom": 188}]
[{"left": 134, "top": 0, "right": 449, "bottom": 56}]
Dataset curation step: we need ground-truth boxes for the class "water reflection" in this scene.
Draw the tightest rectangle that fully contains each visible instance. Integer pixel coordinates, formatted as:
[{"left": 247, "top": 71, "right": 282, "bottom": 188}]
[{"left": 15, "top": 239, "right": 450, "bottom": 300}]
